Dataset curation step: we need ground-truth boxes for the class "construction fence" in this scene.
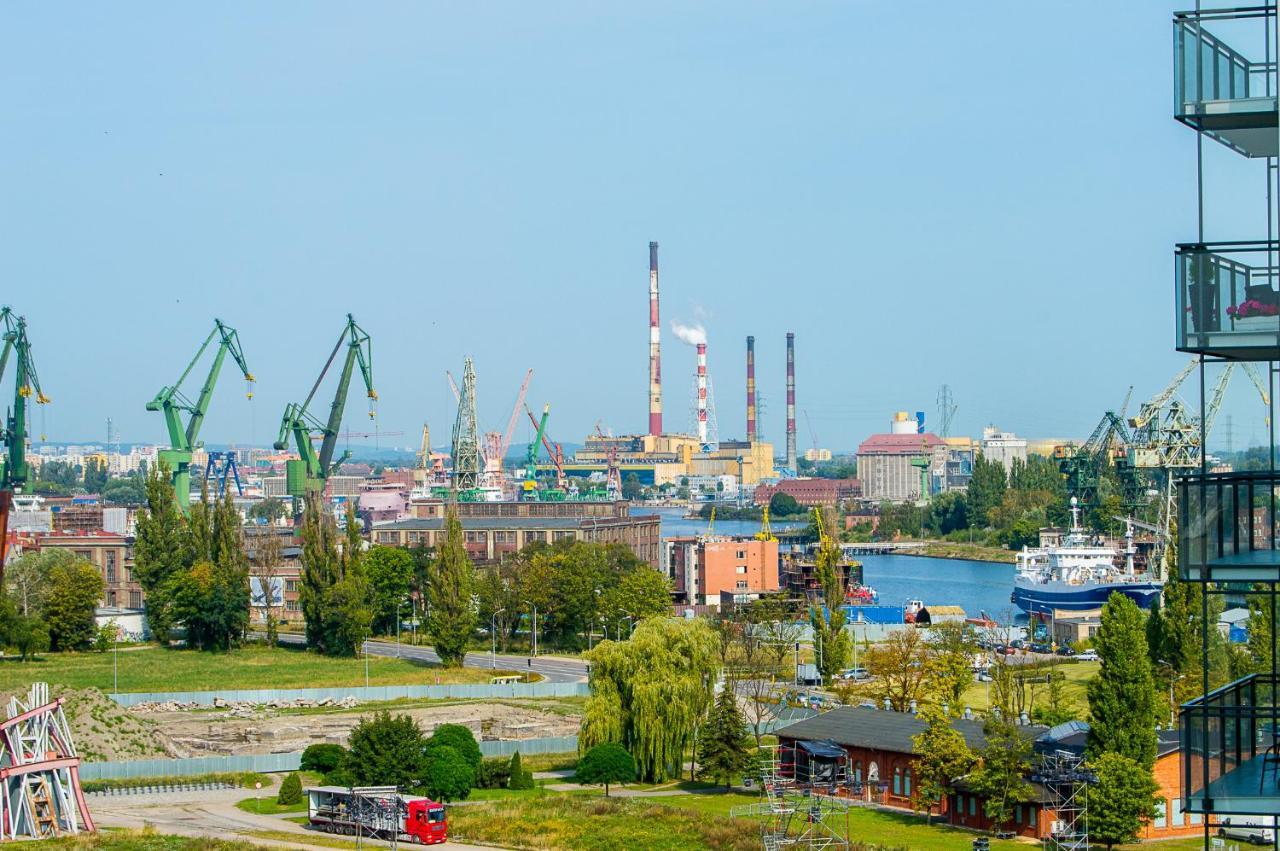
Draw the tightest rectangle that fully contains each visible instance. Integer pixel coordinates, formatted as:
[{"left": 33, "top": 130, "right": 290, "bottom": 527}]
[
  {"left": 107, "top": 681, "right": 589, "bottom": 708},
  {"left": 80, "top": 735, "right": 581, "bottom": 780}
]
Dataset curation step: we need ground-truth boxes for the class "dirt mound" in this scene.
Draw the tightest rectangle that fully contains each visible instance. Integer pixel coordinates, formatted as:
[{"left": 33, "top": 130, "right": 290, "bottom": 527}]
[{"left": 0, "top": 686, "right": 175, "bottom": 762}]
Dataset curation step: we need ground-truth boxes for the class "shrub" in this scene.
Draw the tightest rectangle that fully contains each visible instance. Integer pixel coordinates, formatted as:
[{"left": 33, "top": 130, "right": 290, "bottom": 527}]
[
  {"left": 423, "top": 745, "right": 473, "bottom": 802},
  {"left": 346, "top": 711, "right": 428, "bottom": 789},
  {"left": 277, "top": 772, "right": 303, "bottom": 805},
  {"left": 507, "top": 751, "right": 535, "bottom": 790},
  {"left": 475, "top": 757, "right": 512, "bottom": 790},
  {"left": 426, "top": 724, "right": 481, "bottom": 769},
  {"left": 301, "top": 743, "right": 347, "bottom": 775}
]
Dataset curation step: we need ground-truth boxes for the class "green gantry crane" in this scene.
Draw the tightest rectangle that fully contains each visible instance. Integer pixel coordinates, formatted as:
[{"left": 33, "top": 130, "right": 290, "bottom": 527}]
[
  {"left": 0, "top": 307, "right": 50, "bottom": 578},
  {"left": 521, "top": 404, "right": 551, "bottom": 499},
  {"left": 146, "top": 319, "right": 254, "bottom": 512},
  {"left": 274, "top": 315, "right": 376, "bottom": 506}
]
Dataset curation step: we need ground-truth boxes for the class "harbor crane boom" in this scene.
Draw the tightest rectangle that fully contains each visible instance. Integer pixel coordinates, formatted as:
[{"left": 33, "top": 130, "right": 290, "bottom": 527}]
[
  {"left": 501, "top": 370, "right": 533, "bottom": 461},
  {"left": 274, "top": 315, "right": 376, "bottom": 505},
  {"left": 145, "top": 319, "right": 254, "bottom": 512},
  {"left": 0, "top": 308, "right": 50, "bottom": 581}
]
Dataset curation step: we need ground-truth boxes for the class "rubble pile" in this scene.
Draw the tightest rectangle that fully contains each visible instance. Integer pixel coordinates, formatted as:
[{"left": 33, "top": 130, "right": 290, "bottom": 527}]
[{"left": 129, "top": 695, "right": 361, "bottom": 714}]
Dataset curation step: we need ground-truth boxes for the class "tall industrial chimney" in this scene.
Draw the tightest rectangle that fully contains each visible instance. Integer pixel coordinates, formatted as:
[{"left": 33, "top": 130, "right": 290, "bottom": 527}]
[
  {"left": 648, "top": 241, "right": 663, "bottom": 436},
  {"left": 746, "top": 336, "right": 757, "bottom": 443},
  {"left": 696, "top": 342, "right": 708, "bottom": 447},
  {"left": 785, "top": 332, "right": 797, "bottom": 470}
]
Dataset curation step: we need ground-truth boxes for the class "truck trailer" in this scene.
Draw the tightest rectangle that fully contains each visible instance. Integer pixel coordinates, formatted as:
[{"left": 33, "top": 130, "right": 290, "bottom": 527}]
[{"left": 307, "top": 786, "right": 446, "bottom": 845}]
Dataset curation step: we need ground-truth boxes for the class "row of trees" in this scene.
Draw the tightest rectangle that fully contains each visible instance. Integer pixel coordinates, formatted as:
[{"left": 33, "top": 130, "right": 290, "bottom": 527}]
[
  {"left": 132, "top": 469, "right": 250, "bottom": 650},
  {"left": 32, "top": 460, "right": 147, "bottom": 503},
  {"left": 2, "top": 548, "right": 105, "bottom": 656}
]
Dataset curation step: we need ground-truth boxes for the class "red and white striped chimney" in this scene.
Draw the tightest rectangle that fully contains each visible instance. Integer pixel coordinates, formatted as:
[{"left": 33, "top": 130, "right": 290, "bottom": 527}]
[
  {"left": 746, "top": 336, "right": 756, "bottom": 442},
  {"left": 696, "top": 342, "right": 708, "bottom": 447},
  {"left": 648, "top": 242, "right": 663, "bottom": 436},
  {"left": 785, "top": 332, "right": 797, "bottom": 470}
]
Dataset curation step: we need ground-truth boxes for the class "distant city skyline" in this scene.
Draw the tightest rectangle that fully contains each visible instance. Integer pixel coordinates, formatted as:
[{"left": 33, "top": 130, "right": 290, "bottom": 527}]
[{"left": 3, "top": 1, "right": 1267, "bottom": 454}]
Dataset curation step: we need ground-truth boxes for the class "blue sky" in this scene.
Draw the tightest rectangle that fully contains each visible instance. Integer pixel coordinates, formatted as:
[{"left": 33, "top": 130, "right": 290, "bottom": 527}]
[{"left": 1, "top": 1, "right": 1270, "bottom": 453}]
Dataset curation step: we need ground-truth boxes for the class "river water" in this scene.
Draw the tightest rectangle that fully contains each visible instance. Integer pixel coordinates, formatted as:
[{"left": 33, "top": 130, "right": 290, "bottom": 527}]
[{"left": 650, "top": 507, "right": 1019, "bottom": 624}]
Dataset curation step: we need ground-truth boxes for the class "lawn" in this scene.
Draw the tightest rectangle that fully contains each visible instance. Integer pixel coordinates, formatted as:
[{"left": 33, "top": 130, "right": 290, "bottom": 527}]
[
  {"left": 0, "top": 644, "right": 515, "bottom": 694},
  {"left": 959, "top": 660, "right": 1099, "bottom": 715},
  {"left": 234, "top": 795, "right": 307, "bottom": 816},
  {"left": 34, "top": 830, "right": 262, "bottom": 851}
]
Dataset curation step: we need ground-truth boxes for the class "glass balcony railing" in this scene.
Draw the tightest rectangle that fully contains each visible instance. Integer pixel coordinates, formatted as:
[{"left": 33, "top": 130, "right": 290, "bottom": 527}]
[
  {"left": 1183, "top": 674, "right": 1280, "bottom": 815},
  {"left": 1175, "top": 6, "right": 1278, "bottom": 157},
  {"left": 1176, "top": 241, "right": 1280, "bottom": 360},
  {"left": 1178, "top": 471, "right": 1280, "bottom": 583}
]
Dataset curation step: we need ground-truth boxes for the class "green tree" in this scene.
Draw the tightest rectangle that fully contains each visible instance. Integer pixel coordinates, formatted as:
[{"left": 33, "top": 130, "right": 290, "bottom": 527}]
[
  {"left": 300, "top": 743, "right": 347, "bottom": 774},
  {"left": 925, "top": 621, "right": 978, "bottom": 714},
  {"left": 344, "top": 711, "right": 428, "bottom": 789},
  {"left": 82, "top": 458, "right": 109, "bottom": 493},
  {"left": 422, "top": 745, "right": 473, "bottom": 802},
  {"left": 44, "top": 559, "right": 104, "bottom": 651},
  {"left": 248, "top": 497, "right": 287, "bottom": 525},
  {"left": 865, "top": 627, "right": 931, "bottom": 711},
  {"left": 911, "top": 703, "right": 975, "bottom": 821},
  {"left": 173, "top": 488, "right": 250, "bottom": 651},
  {"left": 696, "top": 686, "right": 753, "bottom": 789},
  {"left": 426, "top": 511, "right": 476, "bottom": 666},
  {"left": 581, "top": 617, "right": 719, "bottom": 783},
  {"left": 507, "top": 750, "right": 534, "bottom": 790},
  {"left": 5, "top": 548, "right": 75, "bottom": 617},
  {"left": 1149, "top": 526, "right": 1227, "bottom": 710},
  {"left": 576, "top": 742, "right": 637, "bottom": 796},
  {"left": 1032, "top": 667, "right": 1076, "bottom": 726},
  {"left": 133, "top": 465, "right": 194, "bottom": 642},
  {"left": 809, "top": 514, "right": 850, "bottom": 682},
  {"left": 926, "top": 491, "right": 969, "bottom": 535},
  {"left": 769, "top": 492, "right": 800, "bottom": 517},
  {"left": 276, "top": 772, "right": 303, "bottom": 806},
  {"left": 427, "top": 723, "right": 481, "bottom": 770},
  {"left": 968, "top": 714, "right": 1033, "bottom": 834},
  {"left": 966, "top": 454, "right": 1007, "bottom": 528},
  {"left": 621, "top": 473, "right": 642, "bottom": 501},
  {"left": 1087, "top": 753, "right": 1159, "bottom": 850},
  {"left": 1087, "top": 592, "right": 1159, "bottom": 769},
  {"left": 364, "top": 546, "right": 414, "bottom": 635},
  {"left": 299, "top": 501, "right": 372, "bottom": 656},
  {"left": 101, "top": 476, "right": 146, "bottom": 505}
]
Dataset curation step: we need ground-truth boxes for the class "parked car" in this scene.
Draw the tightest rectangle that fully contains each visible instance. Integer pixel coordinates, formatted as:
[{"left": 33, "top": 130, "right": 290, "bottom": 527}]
[
  {"left": 1057, "top": 646, "right": 1077, "bottom": 657},
  {"left": 1029, "top": 643, "right": 1051, "bottom": 654},
  {"left": 1077, "top": 650, "right": 1100, "bottom": 662},
  {"left": 1218, "top": 817, "right": 1274, "bottom": 844}
]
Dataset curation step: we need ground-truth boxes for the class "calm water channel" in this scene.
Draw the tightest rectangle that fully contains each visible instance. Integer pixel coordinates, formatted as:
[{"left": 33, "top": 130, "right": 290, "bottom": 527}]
[{"left": 651, "top": 507, "right": 1018, "bottom": 624}]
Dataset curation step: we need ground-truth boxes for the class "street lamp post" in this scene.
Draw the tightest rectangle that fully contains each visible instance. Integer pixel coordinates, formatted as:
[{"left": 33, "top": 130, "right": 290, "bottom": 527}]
[
  {"left": 491, "top": 608, "right": 505, "bottom": 669},
  {"left": 113, "top": 628, "right": 119, "bottom": 694},
  {"left": 363, "top": 635, "right": 370, "bottom": 688}
]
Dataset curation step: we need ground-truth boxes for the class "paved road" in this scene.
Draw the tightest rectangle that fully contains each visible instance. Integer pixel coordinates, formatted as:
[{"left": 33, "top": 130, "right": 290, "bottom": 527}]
[
  {"left": 274, "top": 633, "right": 589, "bottom": 684},
  {"left": 89, "top": 788, "right": 495, "bottom": 850}
]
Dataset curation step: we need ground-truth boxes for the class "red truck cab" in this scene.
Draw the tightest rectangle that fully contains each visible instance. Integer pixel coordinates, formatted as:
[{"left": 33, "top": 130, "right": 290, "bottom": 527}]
[{"left": 404, "top": 798, "right": 447, "bottom": 845}]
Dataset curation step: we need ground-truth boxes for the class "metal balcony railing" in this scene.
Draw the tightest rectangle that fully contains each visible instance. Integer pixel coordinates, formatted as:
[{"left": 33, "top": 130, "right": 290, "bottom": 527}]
[
  {"left": 1183, "top": 674, "right": 1280, "bottom": 815},
  {"left": 1178, "top": 471, "right": 1280, "bottom": 582},
  {"left": 1176, "top": 241, "right": 1280, "bottom": 361},
  {"left": 1175, "top": 6, "right": 1278, "bottom": 157}
]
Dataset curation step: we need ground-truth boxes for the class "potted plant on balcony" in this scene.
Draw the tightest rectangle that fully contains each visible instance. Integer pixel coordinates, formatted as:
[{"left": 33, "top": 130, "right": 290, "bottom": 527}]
[{"left": 1227, "top": 297, "right": 1280, "bottom": 330}]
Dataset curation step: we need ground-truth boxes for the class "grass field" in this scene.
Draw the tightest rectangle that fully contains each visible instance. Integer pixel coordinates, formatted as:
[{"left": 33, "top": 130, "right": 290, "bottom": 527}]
[
  {"left": 958, "top": 660, "right": 1098, "bottom": 715},
  {"left": 0, "top": 645, "right": 515, "bottom": 694},
  {"left": 36, "top": 830, "right": 261, "bottom": 851}
]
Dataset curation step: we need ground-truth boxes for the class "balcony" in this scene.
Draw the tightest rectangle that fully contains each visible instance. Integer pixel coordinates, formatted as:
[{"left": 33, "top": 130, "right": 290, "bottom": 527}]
[
  {"left": 1176, "top": 241, "right": 1280, "bottom": 360},
  {"left": 1175, "top": 6, "right": 1278, "bottom": 157},
  {"left": 1183, "top": 674, "right": 1280, "bottom": 815},
  {"left": 1178, "top": 471, "right": 1279, "bottom": 583}
]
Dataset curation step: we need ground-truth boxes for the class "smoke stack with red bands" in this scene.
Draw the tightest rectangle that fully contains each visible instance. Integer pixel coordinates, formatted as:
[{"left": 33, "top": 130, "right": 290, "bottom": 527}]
[
  {"left": 785, "top": 332, "right": 797, "bottom": 470},
  {"left": 746, "top": 336, "right": 756, "bottom": 442},
  {"left": 697, "top": 342, "right": 708, "bottom": 447},
  {"left": 648, "top": 242, "right": 662, "bottom": 436}
]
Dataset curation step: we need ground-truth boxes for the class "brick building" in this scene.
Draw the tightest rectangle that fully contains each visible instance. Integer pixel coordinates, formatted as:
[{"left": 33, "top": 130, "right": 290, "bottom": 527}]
[
  {"left": 777, "top": 707, "right": 1201, "bottom": 841},
  {"left": 753, "top": 478, "right": 861, "bottom": 509},
  {"left": 372, "top": 500, "right": 660, "bottom": 567},
  {"left": 244, "top": 527, "right": 304, "bottom": 625}
]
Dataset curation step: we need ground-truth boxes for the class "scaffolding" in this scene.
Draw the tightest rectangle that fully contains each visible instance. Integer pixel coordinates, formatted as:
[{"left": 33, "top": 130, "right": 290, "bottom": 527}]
[
  {"left": 0, "top": 683, "right": 93, "bottom": 840},
  {"left": 731, "top": 742, "right": 851, "bottom": 851},
  {"left": 1031, "top": 749, "right": 1092, "bottom": 851}
]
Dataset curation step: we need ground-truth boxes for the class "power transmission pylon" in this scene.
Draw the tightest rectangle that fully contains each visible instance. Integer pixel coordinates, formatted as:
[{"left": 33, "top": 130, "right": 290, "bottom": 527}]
[{"left": 936, "top": 385, "right": 957, "bottom": 438}]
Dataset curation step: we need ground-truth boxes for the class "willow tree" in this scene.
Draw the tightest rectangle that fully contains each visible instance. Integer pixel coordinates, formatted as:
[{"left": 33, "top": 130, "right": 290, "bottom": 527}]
[{"left": 581, "top": 617, "right": 720, "bottom": 782}]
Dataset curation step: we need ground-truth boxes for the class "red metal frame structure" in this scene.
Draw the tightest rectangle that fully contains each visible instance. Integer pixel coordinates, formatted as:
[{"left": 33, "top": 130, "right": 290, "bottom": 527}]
[{"left": 0, "top": 683, "right": 93, "bottom": 839}]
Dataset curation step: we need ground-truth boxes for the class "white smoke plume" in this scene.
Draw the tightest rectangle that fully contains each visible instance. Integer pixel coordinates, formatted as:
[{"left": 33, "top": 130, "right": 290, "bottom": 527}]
[{"left": 670, "top": 320, "right": 706, "bottom": 346}]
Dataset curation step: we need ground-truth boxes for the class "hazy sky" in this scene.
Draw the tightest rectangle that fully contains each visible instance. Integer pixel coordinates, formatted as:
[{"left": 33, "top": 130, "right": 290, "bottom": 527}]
[{"left": 2, "top": 2, "right": 1271, "bottom": 453}]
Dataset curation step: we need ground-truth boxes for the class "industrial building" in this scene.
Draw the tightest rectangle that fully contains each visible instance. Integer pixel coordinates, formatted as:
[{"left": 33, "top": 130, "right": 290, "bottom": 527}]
[
  {"left": 753, "top": 477, "right": 860, "bottom": 508},
  {"left": 978, "top": 426, "right": 1028, "bottom": 473},
  {"left": 855, "top": 413, "right": 946, "bottom": 503},
  {"left": 372, "top": 499, "right": 661, "bottom": 567}
]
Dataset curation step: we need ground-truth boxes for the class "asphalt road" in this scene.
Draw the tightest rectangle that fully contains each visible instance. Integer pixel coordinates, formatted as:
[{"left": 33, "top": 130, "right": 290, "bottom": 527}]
[{"left": 274, "top": 633, "right": 588, "bottom": 683}]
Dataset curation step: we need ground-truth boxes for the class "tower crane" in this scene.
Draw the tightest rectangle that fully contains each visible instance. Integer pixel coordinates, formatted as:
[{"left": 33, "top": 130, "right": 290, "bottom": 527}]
[
  {"left": 145, "top": 319, "right": 254, "bottom": 512},
  {"left": 274, "top": 315, "right": 376, "bottom": 507},
  {"left": 0, "top": 308, "right": 50, "bottom": 581}
]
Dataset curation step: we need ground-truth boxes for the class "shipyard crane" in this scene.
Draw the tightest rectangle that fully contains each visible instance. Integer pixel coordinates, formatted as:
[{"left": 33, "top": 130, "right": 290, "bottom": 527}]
[
  {"left": 0, "top": 308, "right": 50, "bottom": 581},
  {"left": 145, "top": 319, "right": 254, "bottom": 512},
  {"left": 274, "top": 315, "right": 376, "bottom": 507},
  {"left": 521, "top": 404, "right": 552, "bottom": 497},
  {"left": 524, "top": 403, "right": 566, "bottom": 491},
  {"left": 755, "top": 505, "right": 777, "bottom": 542},
  {"left": 500, "top": 370, "right": 533, "bottom": 462}
]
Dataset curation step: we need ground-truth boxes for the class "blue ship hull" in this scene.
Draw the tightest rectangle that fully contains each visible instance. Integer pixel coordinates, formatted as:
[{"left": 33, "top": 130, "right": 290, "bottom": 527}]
[{"left": 1011, "top": 581, "right": 1162, "bottom": 616}]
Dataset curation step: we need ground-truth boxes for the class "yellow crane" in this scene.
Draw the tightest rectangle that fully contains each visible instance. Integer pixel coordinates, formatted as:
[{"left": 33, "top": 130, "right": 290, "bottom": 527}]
[{"left": 755, "top": 505, "right": 776, "bottom": 542}]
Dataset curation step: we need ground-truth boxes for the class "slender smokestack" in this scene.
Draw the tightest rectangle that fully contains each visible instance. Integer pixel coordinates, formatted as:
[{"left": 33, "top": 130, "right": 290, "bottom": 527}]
[
  {"left": 648, "top": 242, "right": 663, "bottom": 436},
  {"left": 697, "top": 343, "right": 708, "bottom": 447},
  {"left": 746, "top": 336, "right": 757, "bottom": 443},
  {"left": 786, "top": 332, "right": 797, "bottom": 470}
]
